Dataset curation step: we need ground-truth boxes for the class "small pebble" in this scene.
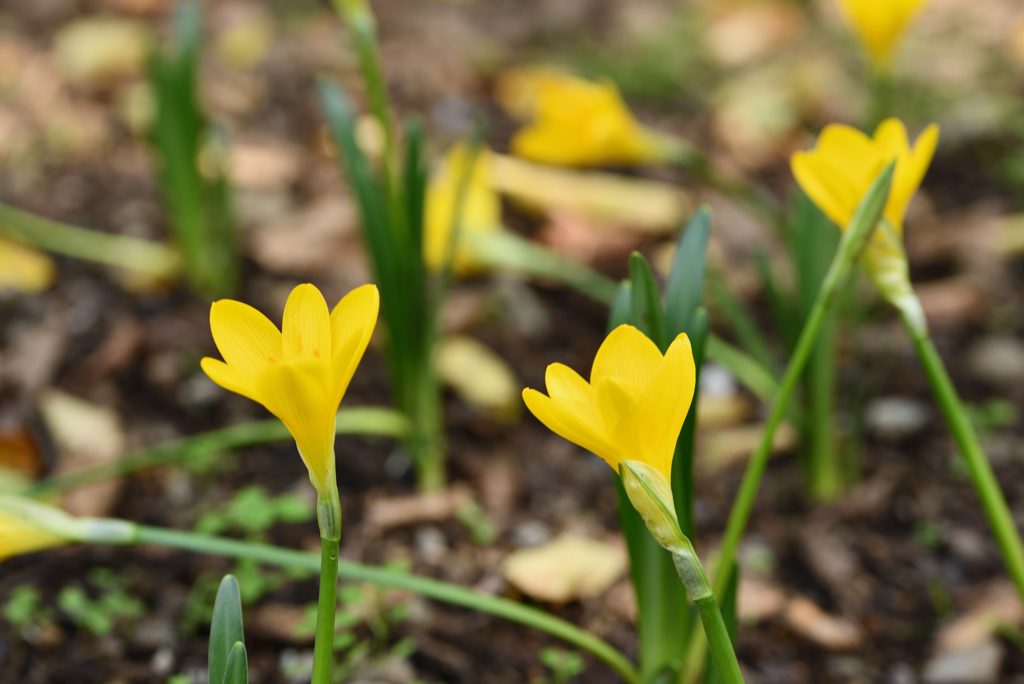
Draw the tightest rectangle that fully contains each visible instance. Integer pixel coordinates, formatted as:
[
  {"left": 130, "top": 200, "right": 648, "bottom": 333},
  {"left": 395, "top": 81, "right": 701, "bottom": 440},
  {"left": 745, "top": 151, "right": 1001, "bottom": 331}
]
[
  {"left": 512, "top": 520, "right": 552, "bottom": 548},
  {"left": 415, "top": 525, "right": 448, "bottom": 564},
  {"left": 923, "top": 638, "right": 1004, "bottom": 684},
  {"left": 968, "top": 336, "right": 1024, "bottom": 387},
  {"left": 866, "top": 396, "right": 930, "bottom": 441},
  {"left": 888, "top": 662, "right": 918, "bottom": 684}
]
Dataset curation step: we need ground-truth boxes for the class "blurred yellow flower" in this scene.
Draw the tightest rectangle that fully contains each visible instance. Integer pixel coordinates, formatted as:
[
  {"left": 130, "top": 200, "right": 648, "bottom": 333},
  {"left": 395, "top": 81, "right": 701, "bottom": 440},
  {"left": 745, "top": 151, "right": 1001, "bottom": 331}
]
[
  {"left": 201, "top": 283, "right": 379, "bottom": 493},
  {"left": 791, "top": 118, "right": 938, "bottom": 234},
  {"left": 424, "top": 143, "right": 501, "bottom": 274},
  {"left": 498, "top": 68, "right": 670, "bottom": 168},
  {"left": 0, "top": 237, "right": 56, "bottom": 293},
  {"left": 522, "top": 325, "right": 695, "bottom": 486},
  {"left": 836, "top": 0, "right": 929, "bottom": 67},
  {"left": 792, "top": 118, "right": 938, "bottom": 329},
  {"left": 0, "top": 505, "right": 64, "bottom": 562}
]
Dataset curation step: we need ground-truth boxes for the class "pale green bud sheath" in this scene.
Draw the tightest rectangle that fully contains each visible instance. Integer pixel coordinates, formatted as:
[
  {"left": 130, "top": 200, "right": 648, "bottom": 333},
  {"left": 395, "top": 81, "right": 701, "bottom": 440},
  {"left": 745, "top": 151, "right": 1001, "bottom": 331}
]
[{"left": 620, "top": 462, "right": 743, "bottom": 683}]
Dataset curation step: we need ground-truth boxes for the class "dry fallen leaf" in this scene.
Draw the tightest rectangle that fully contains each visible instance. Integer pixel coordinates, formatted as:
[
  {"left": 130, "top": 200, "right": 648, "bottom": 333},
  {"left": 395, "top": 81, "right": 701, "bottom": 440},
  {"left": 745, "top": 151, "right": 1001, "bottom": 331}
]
[
  {"left": 915, "top": 276, "right": 986, "bottom": 328},
  {"left": 704, "top": 1, "right": 805, "bottom": 68},
  {"left": 365, "top": 484, "right": 472, "bottom": 530},
  {"left": 502, "top": 536, "right": 627, "bottom": 604},
  {"left": 436, "top": 336, "right": 520, "bottom": 421},
  {"left": 699, "top": 421, "right": 798, "bottom": 473},
  {"left": 490, "top": 153, "right": 690, "bottom": 232},
  {"left": 537, "top": 210, "right": 643, "bottom": 267},
  {"left": 231, "top": 140, "right": 304, "bottom": 190},
  {"left": 39, "top": 389, "right": 127, "bottom": 517},
  {"left": 216, "top": 15, "right": 275, "bottom": 70},
  {"left": 697, "top": 394, "right": 752, "bottom": 431},
  {"left": 738, "top": 576, "right": 787, "bottom": 623},
  {"left": 54, "top": 18, "right": 152, "bottom": 87},
  {"left": 784, "top": 595, "right": 864, "bottom": 651},
  {"left": 246, "top": 197, "right": 366, "bottom": 280},
  {"left": 936, "top": 580, "right": 1022, "bottom": 652}
]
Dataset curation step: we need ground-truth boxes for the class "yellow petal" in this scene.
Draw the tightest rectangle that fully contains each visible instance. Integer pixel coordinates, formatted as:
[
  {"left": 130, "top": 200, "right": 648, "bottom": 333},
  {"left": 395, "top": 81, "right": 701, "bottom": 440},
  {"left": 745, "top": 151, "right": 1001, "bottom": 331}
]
[
  {"left": 886, "top": 121, "right": 939, "bottom": 230},
  {"left": 0, "top": 511, "right": 64, "bottom": 562},
  {"left": 635, "top": 333, "right": 696, "bottom": 482},
  {"left": 594, "top": 376, "right": 642, "bottom": 463},
  {"left": 282, "top": 284, "right": 331, "bottom": 362},
  {"left": 0, "top": 238, "right": 56, "bottom": 293},
  {"left": 201, "top": 357, "right": 259, "bottom": 402},
  {"left": 210, "top": 299, "right": 283, "bottom": 377},
  {"left": 522, "top": 388, "right": 615, "bottom": 467},
  {"left": 591, "top": 325, "right": 662, "bottom": 389},
  {"left": 328, "top": 284, "right": 379, "bottom": 407},
  {"left": 545, "top": 363, "right": 599, "bottom": 422},
  {"left": 792, "top": 151, "right": 863, "bottom": 228},
  {"left": 254, "top": 358, "right": 335, "bottom": 491}
]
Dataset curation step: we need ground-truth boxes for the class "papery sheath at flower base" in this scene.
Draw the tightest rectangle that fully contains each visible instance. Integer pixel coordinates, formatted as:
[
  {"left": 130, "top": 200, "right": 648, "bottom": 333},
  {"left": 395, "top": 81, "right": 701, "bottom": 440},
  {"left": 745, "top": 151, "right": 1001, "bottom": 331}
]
[
  {"left": 791, "top": 117, "right": 938, "bottom": 329},
  {"left": 200, "top": 283, "right": 380, "bottom": 496},
  {"left": 522, "top": 325, "right": 696, "bottom": 538},
  {"left": 424, "top": 143, "right": 502, "bottom": 276},
  {"left": 498, "top": 68, "right": 673, "bottom": 168},
  {"left": 836, "top": 0, "right": 930, "bottom": 68}
]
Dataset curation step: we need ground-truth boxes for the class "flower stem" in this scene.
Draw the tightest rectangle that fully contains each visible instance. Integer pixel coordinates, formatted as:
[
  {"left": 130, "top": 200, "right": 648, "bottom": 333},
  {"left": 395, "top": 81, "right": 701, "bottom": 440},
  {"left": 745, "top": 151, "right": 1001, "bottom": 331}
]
[
  {"left": 670, "top": 544, "right": 744, "bottom": 684},
  {"left": 312, "top": 535, "right": 340, "bottom": 684},
  {"left": 129, "top": 525, "right": 639, "bottom": 683},
  {"left": 710, "top": 163, "right": 895, "bottom": 598},
  {"left": 900, "top": 306, "right": 1024, "bottom": 605},
  {"left": 312, "top": 481, "right": 342, "bottom": 684}
]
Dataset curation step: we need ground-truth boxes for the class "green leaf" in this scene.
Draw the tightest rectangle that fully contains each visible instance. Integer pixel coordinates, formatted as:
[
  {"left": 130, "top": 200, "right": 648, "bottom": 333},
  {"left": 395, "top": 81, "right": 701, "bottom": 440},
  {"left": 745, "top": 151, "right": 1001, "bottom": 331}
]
[
  {"left": 209, "top": 575, "right": 244, "bottom": 684},
  {"left": 608, "top": 281, "right": 633, "bottom": 332},
  {"left": 672, "top": 307, "right": 707, "bottom": 540},
  {"left": 223, "top": 642, "right": 248, "bottom": 684},
  {"left": 629, "top": 252, "right": 667, "bottom": 351},
  {"left": 664, "top": 205, "right": 711, "bottom": 339}
]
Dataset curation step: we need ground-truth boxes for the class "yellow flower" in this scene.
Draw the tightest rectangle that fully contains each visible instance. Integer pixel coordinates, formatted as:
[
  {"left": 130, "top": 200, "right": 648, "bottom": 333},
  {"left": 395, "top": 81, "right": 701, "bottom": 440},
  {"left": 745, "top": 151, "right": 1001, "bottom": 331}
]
[
  {"left": 424, "top": 143, "right": 501, "bottom": 274},
  {"left": 522, "top": 325, "right": 696, "bottom": 486},
  {"left": 0, "top": 506, "right": 64, "bottom": 562},
  {"left": 836, "top": 0, "right": 929, "bottom": 67},
  {"left": 791, "top": 118, "right": 938, "bottom": 235},
  {"left": 201, "top": 283, "right": 379, "bottom": 493},
  {"left": 499, "top": 68, "right": 669, "bottom": 168},
  {"left": 792, "top": 118, "right": 938, "bottom": 329}
]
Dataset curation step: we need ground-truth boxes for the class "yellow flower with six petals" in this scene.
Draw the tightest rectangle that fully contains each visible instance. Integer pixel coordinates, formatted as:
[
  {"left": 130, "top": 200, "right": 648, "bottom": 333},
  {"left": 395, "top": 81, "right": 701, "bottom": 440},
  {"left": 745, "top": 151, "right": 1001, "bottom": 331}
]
[
  {"left": 792, "top": 117, "right": 938, "bottom": 329},
  {"left": 499, "top": 68, "right": 671, "bottom": 168},
  {"left": 201, "top": 283, "right": 379, "bottom": 494},
  {"left": 424, "top": 143, "right": 501, "bottom": 275},
  {"left": 836, "top": 0, "right": 929, "bottom": 68},
  {"left": 522, "top": 325, "right": 695, "bottom": 493}
]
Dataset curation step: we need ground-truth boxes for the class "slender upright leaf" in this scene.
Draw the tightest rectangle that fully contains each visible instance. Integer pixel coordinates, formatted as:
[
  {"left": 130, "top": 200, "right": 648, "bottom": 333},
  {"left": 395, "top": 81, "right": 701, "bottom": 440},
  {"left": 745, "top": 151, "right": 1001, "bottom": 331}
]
[
  {"left": 209, "top": 575, "right": 244, "bottom": 684},
  {"left": 664, "top": 206, "right": 711, "bottom": 338},
  {"left": 629, "top": 252, "right": 667, "bottom": 351},
  {"left": 223, "top": 642, "right": 248, "bottom": 684}
]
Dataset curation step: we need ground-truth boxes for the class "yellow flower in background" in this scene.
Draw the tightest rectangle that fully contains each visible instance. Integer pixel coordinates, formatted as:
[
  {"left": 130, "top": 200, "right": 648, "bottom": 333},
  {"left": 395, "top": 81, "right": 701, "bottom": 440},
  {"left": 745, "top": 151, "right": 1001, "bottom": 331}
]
[
  {"left": 836, "top": 0, "right": 929, "bottom": 67},
  {"left": 424, "top": 143, "right": 501, "bottom": 274},
  {"left": 0, "top": 505, "right": 64, "bottom": 562},
  {"left": 792, "top": 118, "right": 938, "bottom": 328},
  {"left": 498, "top": 68, "right": 669, "bottom": 168},
  {"left": 522, "top": 325, "right": 696, "bottom": 486},
  {"left": 792, "top": 118, "right": 938, "bottom": 235},
  {"left": 201, "top": 283, "right": 379, "bottom": 493},
  {"left": 0, "top": 237, "right": 56, "bottom": 293}
]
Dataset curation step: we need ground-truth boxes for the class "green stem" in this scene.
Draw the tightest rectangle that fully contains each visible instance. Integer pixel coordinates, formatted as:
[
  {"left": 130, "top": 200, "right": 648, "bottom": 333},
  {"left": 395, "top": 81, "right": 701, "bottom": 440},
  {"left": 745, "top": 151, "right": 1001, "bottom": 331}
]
[
  {"left": 710, "top": 163, "right": 895, "bottom": 599},
  {"left": 670, "top": 545, "right": 743, "bottom": 684},
  {"left": 22, "top": 407, "right": 409, "bottom": 499},
  {"left": 901, "top": 307, "right": 1024, "bottom": 605},
  {"left": 0, "top": 201, "right": 181, "bottom": 278},
  {"left": 131, "top": 525, "right": 640, "bottom": 683},
  {"left": 330, "top": 0, "right": 395, "bottom": 176},
  {"left": 805, "top": 312, "right": 842, "bottom": 501},
  {"left": 313, "top": 536, "right": 339, "bottom": 684}
]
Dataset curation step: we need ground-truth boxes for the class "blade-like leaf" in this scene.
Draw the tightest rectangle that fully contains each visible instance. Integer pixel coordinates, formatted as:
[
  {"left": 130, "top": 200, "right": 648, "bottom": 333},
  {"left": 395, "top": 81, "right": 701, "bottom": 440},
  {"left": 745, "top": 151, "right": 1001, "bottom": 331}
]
[
  {"left": 223, "top": 642, "right": 248, "bottom": 684},
  {"left": 209, "top": 575, "right": 244, "bottom": 684},
  {"left": 629, "top": 252, "right": 667, "bottom": 351},
  {"left": 664, "top": 205, "right": 711, "bottom": 339},
  {"left": 672, "top": 307, "right": 707, "bottom": 540},
  {"left": 608, "top": 280, "right": 633, "bottom": 332}
]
